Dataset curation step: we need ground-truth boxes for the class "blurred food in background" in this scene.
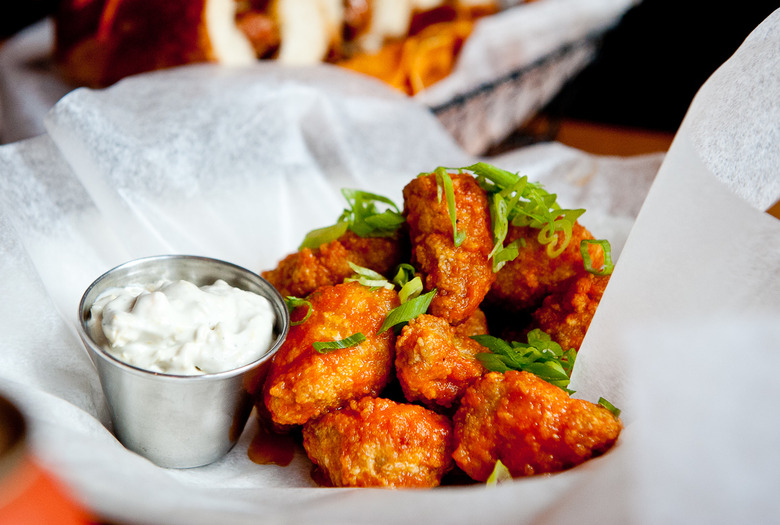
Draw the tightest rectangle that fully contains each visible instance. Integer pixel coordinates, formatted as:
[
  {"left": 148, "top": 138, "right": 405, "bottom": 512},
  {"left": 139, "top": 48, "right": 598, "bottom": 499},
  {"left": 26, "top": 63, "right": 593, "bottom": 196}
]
[{"left": 52, "top": 0, "right": 526, "bottom": 93}]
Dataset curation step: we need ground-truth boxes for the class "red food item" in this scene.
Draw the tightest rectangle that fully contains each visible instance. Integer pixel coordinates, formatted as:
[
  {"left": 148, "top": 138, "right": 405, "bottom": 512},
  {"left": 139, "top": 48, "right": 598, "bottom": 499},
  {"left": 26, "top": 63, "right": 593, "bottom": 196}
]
[
  {"left": 403, "top": 172, "right": 495, "bottom": 324},
  {"left": 54, "top": 0, "right": 256, "bottom": 87},
  {"left": 487, "top": 221, "right": 598, "bottom": 313},
  {"left": 263, "top": 281, "right": 399, "bottom": 426},
  {"left": 303, "top": 396, "right": 454, "bottom": 488},
  {"left": 453, "top": 370, "right": 622, "bottom": 481},
  {"left": 452, "top": 307, "right": 489, "bottom": 338},
  {"left": 395, "top": 314, "right": 486, "bottom": 410},
  {"left": 531, "top": 271, "right": 611, "bottom": 351},
  {"left": 262, "top": 231, "right": 405, "bottom": 299}
]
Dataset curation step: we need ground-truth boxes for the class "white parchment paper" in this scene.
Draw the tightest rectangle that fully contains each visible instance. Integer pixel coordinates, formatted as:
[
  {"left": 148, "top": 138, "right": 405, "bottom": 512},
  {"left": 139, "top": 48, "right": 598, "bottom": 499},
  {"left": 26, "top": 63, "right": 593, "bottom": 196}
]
[{"left": 1, "top": 8, "right": 779, "bottom": 525}]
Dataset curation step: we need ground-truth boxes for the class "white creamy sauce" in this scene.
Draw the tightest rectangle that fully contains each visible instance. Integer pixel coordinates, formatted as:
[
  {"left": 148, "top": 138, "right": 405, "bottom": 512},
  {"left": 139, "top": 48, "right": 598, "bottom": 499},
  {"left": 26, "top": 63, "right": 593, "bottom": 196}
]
[{"left": 88, "top": 279, "right": 276, "bottom": 375}]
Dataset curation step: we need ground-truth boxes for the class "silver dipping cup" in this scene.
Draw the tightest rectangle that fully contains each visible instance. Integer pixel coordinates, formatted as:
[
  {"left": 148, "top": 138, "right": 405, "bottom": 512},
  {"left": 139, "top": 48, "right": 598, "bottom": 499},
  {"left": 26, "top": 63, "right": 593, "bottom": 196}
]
[{"left": 77, "top": 255, "right": 289, "bottom": 468}]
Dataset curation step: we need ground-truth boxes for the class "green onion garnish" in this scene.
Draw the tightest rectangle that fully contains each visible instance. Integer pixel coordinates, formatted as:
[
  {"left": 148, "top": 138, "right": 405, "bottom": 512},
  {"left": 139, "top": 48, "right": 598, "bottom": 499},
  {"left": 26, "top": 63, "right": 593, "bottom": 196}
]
[
  {"left": 487, "top": 192, "right": 510, "bottom": 260},
  {"left": 391, "top": 263, "right": 417, "bottom": 288},
  {"left": 486, "top": 460, "right": 512, "bottom": 486},
  {"left": 431, "top": 162, "right": 593, "bottom": 267},
  {"left": 313, "top": 333, "right": 367, "bottom": 353},
  {"left": 597, "top": 397, "right": 621, "bottom": 418},
  {"left": 537, "top": 208, "right": 585, "bottom": 258},
  {"left": 580, "top": 239, "right": 614, "bottom": 276},
  {"left": 339, "top": 189, "right": 404, "bottom": 238},
  {"left": 389, "top": 264, "right": 423, "bottom": 303},
  {"left": 472, "top": 329, "right": 577, "bottom": 393},
  {"left": 299, "top": 221, "right": 349, "bottom": 250},
  {"left": 344, "top": 262, "right": 394, "bottom": 290},
  {"left": 284, "top": 296, "right": 313, "bottom": 326},
  {"left": 433, "top": 168, "right": 466, "bottom": 247},
  {"left": 491, "top": 239, "right": 523, "bottom": 272},
  {"left": 378, "top": 289, "right": 437, "bottom": 333},
  {"left": 298, "top": 189, "right": 403, "bottom": 250},
  {"left": 398, "top": 276, "right": 423, "bottom": 303}
]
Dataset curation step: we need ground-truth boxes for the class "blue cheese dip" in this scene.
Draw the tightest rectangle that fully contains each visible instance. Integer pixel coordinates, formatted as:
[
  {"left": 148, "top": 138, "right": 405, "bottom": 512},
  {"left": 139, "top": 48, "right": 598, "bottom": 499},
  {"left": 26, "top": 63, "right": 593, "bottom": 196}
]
[{"left": 88, "top": 279, "right": 276, "bottom": 375}]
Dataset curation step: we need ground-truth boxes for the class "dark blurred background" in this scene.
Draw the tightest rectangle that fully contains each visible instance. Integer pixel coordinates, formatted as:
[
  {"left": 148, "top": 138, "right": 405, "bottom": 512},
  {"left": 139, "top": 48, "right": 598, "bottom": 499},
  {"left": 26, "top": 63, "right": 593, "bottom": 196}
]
[
  {"left": 0, "top": 0, "right": 57, "bottom": 41},
  {"left": 545, "top": 0, "right": 779, "bottom": 133}
]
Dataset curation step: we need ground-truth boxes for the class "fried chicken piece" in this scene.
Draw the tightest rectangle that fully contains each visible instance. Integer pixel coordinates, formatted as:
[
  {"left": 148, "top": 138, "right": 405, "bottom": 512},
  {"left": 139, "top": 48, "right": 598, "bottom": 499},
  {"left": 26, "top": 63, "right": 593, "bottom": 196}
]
[
  {"left": 395, "top": 314, "right": 487, "bottom": 410},
  {"left": 302, "top": 396, "right": 454, "bottom": 488},
  {"left": 403, "top": 173, "right": 495, "bottom": 324},
  {"left": 261, "top": 230, "right": 406, "bottom": 298},
  {"left": 263, "top": 281, "right": 399, "bottom": 426},
  {"left": 453, "top": 370, "right": 622, "bottom": 481},
  {"left": 487, "top": 221, "right": 597, "bottom": 313},
  {"left": 452, "top": 307, "right": 489, "bottom": 338},
  {"left": 531, "top": 271, "right": 611, "bottom": 351}
]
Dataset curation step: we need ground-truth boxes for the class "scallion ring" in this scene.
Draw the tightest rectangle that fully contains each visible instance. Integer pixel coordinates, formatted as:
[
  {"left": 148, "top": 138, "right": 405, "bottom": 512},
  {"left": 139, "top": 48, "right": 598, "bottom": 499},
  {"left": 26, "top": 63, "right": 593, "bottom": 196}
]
[{"left": 312, "top": 333, "right": 367, "bottom": 353}]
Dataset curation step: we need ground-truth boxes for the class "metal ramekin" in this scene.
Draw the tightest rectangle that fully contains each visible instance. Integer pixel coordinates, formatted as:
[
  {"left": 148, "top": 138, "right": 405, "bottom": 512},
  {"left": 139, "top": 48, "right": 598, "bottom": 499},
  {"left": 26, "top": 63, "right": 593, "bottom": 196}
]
[{"left": 77, "top": 255, "right": 289, "bottom": 468}]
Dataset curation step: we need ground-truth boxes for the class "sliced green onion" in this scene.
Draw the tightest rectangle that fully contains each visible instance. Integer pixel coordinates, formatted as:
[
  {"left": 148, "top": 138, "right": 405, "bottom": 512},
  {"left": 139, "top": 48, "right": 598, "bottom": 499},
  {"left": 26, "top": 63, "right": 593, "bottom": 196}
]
[
  {"left": 471, "top": 334, "right": 515, "bottom": 357},
  {"left": 284, "top": 297, "right": 313, "bottom": 326},
  {"left": 598, "top": 397, "right": 621, "bottom": 418},
  {"left": 298, "top": 190, "right": 403, "bottom": 250},
  {"left": 468, "top": 162, "right": 521, "bottom": 189},
  {"left": 341, "top": 188, "right": 401, "bottom": 213},
  {"left": 363, "top": 210, "right": 406, "bottom": 231},
  {"left": 313, "top": 332, "right": 366, "bottom": 353},
  {"left": 561, "top": 348, "right": 577, "bottom": 376},
  {"left": 347, "top": 261, "right": 386, "bottom": 280},
  {"left": 486, "top": 460, "right": 512, "bottom": 486},
  {"left": 433, "top": 162, "right": 601, "bottom": 269},
  {"left": 398, "top": 276, "right": 423, "bottom": 303},
  {"left": 433, "top": 168, "right": 465, "bottom": 247},
  {"left": 344, "top": 262, "right": 394, "bottom": 289},
  {"left": 488, "top": 192, "right": 510, "bottom": 260},
  {"left": 299, "top": 221, "right": 348, "bottom": 250},
  {"left": 536, "top": 209, "right": 585, "bottom": 258},
  {"left": 523, "top": 362, "right": 571, "bottom": 389},
  {"left": 490, "top": 238, "right": 523, "bottom": 272},
  {"left": 473, "top": 329, "right": 577, "bottom": 394},
  {"left": 526, "top": 328, "right": 562, "bottom": 355},
  {"left": 580, "top": 239, "right": 614, "bottom": 276},
  {"left": 392, "top": 263, "right": 417, "bottom": 288},
  {"left": 341, "top": 189, "right": 404, "bottom": 238},
  {"left": 378, "top": 289, "right": 437, "bottom": 333},
  {"left": 474, "top": 352, "right": 510, "bottom": 373},
  {"left": 486, "top": 178, "right": 530, "bottom": 271}
]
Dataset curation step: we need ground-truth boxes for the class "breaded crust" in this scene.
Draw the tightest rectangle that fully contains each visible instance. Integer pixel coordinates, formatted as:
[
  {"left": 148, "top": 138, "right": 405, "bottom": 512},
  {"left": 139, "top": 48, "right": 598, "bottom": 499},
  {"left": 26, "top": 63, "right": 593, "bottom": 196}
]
[
  {"left": 303, "top": 396, "right": 454, "bottom": 488},
  {"left": 395, "top": 314, "right": 486, "bottom": 410},
  {"left": 403, "top": 173, "right": 494, "bottom": 324},
  {"left": 263, "top": 281, "right": 399, "bottom": 426},
  {"left": 453, "top": 370, "right": 622, "bottom": 480},
  {"left": 262, "top": 231, "right": 405, "bottom": 298}
]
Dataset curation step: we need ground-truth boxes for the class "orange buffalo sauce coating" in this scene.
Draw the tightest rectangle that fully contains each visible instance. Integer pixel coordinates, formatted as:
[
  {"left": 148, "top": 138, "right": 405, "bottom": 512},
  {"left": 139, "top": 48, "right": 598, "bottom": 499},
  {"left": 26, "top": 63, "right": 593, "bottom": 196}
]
[
  {"left": 403, "top": 173, "right": 495, "bottom": 325},
  {"left": 395, "top": 314, "right": 487, "bottom": 411},
  {"left": 257, "top": 165, "right": 622, "bottom": 487},
  {"left": 303, "top": 396, "right": 454, "bottom": 488},
  {"left": 453, "top": 371, "right": 622, "bottom": 481},
  {"left": 263, "top": 281, "right": 399, "bottom": 427},
  {"left": 531, "top": 271, "right": 611, "bottom": 352},
  {"left": 487, "top": 221, "right": 598, "bottom": 313},
  {"left": 261, "top": 231, "right": 405, "bottom": 299}
]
